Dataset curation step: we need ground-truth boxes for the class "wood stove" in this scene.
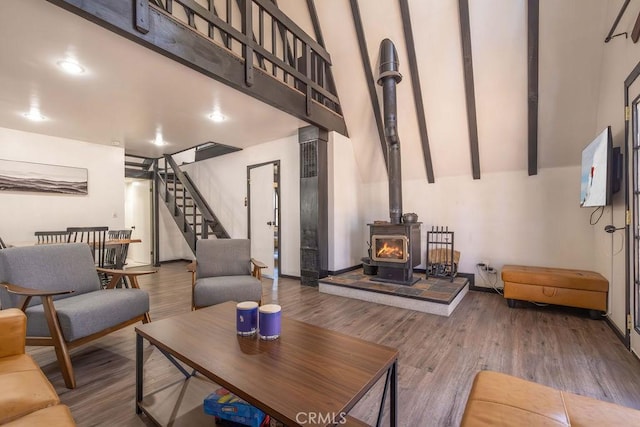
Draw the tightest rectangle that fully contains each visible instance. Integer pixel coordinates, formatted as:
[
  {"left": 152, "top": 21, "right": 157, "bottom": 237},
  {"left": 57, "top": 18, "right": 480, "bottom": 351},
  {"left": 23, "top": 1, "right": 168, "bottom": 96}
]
[
  {"left": 369, "top": 222, "right": 421, "bottom": 285},
  {"left": 365, "top": 39, "right": 421, "bottom": 286}
]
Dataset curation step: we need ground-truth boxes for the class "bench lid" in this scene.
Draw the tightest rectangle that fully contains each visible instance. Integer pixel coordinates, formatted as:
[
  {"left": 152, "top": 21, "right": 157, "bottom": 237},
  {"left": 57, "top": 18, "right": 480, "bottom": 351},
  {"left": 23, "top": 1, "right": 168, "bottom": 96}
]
[{"left": 501, "top": 265, "right": 608, "bottom": 292}]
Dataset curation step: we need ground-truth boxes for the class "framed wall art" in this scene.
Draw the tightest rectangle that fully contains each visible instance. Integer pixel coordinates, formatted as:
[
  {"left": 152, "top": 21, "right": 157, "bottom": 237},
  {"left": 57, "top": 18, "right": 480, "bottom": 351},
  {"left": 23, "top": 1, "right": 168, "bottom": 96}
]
[{"left": 0, "top": 159, "right": 88, "bottom": 195}]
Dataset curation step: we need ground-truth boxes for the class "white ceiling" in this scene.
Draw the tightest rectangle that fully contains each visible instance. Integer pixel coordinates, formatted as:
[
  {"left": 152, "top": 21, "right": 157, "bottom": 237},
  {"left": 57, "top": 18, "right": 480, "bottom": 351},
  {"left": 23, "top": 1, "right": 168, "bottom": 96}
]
[{"left": 0, "top": 0, "right": 306, "bottom": 158}]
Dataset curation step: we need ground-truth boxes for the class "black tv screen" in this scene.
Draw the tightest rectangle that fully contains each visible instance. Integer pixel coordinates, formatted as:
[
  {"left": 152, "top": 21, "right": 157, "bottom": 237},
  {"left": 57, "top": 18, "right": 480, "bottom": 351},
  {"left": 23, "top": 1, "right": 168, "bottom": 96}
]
[{"left": 580, "top": 126, "right": 612, "bottom": 207}]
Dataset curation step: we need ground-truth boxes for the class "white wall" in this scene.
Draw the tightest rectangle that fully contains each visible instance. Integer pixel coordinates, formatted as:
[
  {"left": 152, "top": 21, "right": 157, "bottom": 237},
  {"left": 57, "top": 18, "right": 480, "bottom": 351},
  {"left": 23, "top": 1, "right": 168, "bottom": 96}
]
[
  {"left": 0, "top": 126, "right": 124, "bottom": 243},
  {"left": 595, "top": 2, "right": 640, "bottom": 338},
  {"left": 183, "top": 134, "right": 301, "bottom": 276},
  {"left": 328, "top": 132, "right": 365, "bottom": 271},
  {"left": 327, "top": 130, "right": 597, "bottom": 286},
  {"left": 158, "top": 201, "right": 194, "bottom": 262},
  {"left": 352, "top": 166, "right": 597, "bottom": 286}
]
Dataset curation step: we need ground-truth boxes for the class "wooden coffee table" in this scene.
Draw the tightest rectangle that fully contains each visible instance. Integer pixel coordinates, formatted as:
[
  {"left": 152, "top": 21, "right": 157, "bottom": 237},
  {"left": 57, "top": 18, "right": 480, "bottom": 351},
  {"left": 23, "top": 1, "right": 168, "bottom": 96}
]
[{"left": 135, "top": 301, "right": 398, "bottom": 426}]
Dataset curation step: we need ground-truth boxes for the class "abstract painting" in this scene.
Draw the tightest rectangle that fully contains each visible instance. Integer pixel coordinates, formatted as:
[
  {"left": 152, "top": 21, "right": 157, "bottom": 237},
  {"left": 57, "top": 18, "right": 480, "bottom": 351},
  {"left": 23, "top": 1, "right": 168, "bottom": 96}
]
[{"left": 0, "top": 159, "right": 88, "bottom": 195}]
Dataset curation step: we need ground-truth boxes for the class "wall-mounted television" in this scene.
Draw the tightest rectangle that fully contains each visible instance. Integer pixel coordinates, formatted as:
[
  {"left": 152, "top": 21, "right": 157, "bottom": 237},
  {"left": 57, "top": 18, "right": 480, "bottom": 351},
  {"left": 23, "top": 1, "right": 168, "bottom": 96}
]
[{"left": 580, "top": 126, "right": 616, "bottom": 207}]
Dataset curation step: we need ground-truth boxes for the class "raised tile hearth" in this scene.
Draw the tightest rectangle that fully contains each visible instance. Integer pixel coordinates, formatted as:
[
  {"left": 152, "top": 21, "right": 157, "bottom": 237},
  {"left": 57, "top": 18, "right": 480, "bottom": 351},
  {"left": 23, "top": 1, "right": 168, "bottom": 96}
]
[{"left": 319, "top": 270, "right": 469, "bottom": 317}]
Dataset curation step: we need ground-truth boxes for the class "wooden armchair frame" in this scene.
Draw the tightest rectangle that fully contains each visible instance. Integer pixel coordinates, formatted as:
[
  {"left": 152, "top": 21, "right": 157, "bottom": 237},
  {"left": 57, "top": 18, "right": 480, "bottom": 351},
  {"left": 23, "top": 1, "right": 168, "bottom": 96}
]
[
  {"left": 2, "top": 267, "right": 155, "bottom": 389},
  {"left": 187, "top": 258, "right": 266, "bottom": 310}
]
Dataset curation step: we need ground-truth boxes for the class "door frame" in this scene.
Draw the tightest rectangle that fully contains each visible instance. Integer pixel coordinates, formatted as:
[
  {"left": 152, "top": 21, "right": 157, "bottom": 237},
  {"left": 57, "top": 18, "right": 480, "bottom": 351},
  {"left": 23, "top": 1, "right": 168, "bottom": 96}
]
[
  {"left": 124, "top": 177, "right": 153, "bottom": 266},
  {"left": 625, "top": 60, "right": 640, "bottom": 350},
  {"left": 247, "top": 160, "right": 281, "bottom": 277}
]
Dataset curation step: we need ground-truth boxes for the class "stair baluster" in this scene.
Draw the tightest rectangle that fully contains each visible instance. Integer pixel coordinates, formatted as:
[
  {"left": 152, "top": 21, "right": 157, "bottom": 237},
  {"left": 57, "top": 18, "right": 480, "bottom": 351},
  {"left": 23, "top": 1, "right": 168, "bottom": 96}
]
[{"left": 156, "top": 154, "right": 229, "bottom": 253}]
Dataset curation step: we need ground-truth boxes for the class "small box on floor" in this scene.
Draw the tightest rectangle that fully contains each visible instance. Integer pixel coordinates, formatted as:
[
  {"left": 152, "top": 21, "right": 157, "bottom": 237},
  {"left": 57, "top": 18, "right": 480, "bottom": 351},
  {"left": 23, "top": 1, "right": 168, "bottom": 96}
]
[{"left": 204, "top": 388, "right": 267, "bottom": 427}]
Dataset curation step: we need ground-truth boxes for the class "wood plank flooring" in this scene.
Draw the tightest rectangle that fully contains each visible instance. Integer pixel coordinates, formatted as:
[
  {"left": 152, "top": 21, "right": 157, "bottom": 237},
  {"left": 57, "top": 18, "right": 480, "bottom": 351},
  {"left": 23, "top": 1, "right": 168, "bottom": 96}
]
[{"left": 27, "top": 262, "right": 640, "bottom": 426}]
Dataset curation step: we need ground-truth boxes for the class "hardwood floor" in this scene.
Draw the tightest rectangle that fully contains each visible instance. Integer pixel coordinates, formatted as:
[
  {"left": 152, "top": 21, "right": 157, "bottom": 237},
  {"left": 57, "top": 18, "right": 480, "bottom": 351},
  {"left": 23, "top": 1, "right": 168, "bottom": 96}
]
[{"left": 28, "top": 262, "right": 640, "bottom": 426}]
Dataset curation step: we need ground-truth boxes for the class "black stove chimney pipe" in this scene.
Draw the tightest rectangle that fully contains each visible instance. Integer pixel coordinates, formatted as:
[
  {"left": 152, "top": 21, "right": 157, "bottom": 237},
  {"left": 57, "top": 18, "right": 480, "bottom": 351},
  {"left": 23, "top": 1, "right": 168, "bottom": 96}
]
[{"left": 377, "top": 38, "right": 403, "bottom": 225}]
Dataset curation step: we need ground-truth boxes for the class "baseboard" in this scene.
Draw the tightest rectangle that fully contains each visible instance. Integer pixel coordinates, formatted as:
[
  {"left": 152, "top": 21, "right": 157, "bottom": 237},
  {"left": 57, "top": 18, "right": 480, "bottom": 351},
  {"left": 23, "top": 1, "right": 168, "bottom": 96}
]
[
  {"left": 457, "top": 272, "right": 475, "bottom": 288},
  {"left": 605, "top": 315, "right": 627, "bottom": 346},
  {"left": 159, "top": 258, "right": 193, "bottom": 264},
  {"left": 328, "top": 265, "right": 362, "bottom": 275},
  {"left": 279, "top": 274, "right": 300, "bottom": 280},
  {"left": 470, "top": 285, "right": 503, "bottom": 294}
]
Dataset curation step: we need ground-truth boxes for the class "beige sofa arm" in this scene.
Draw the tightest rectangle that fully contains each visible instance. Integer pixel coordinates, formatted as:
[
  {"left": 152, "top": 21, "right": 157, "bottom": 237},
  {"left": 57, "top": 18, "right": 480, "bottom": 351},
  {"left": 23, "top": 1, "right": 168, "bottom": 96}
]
[{"left": 0, "top": 308, "right": 26, "bottom": 358}]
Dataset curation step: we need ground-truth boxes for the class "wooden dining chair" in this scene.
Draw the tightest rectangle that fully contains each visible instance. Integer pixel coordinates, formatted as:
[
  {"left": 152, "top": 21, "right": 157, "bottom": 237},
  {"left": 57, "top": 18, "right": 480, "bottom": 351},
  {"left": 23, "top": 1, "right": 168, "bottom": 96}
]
[
  {"left": 105, "top": 229, "right": 133, "bottom": 269},
  {"left": 66, "top": 226, "right": 108, "bottom": 267},
  {"left": 104, "top": 229, "right": 133, "bottom": 288},
  {"left": 34, "top": 231, "right": 71, "bottom": 244}
]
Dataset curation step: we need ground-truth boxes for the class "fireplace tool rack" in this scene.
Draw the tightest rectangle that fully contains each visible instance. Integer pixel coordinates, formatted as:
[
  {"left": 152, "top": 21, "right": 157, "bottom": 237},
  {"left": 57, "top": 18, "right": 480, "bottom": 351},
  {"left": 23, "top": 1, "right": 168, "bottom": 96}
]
[{"left": 426, "top": 226, "right": 459, "bottom": 282}]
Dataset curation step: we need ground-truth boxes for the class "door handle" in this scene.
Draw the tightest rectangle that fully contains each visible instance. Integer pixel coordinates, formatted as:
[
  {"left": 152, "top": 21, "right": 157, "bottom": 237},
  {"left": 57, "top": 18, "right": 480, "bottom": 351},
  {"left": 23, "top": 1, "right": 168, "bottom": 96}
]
[
  {"left": 267, "top": 221, "right": 274, "bottom": 226},
  {"left": 130, "top": 226, "right": 136, "bottom": 230}
]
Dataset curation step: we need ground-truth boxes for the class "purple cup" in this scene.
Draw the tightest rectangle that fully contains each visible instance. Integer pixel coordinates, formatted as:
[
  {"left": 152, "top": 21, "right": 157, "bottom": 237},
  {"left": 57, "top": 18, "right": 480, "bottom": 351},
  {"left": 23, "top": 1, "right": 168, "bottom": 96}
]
[
  {"left": 258, "top": 304, "right": 281, "bottom": 340},
  {"left": 236, "top": 301, "right": 258, "bottom": 336}
]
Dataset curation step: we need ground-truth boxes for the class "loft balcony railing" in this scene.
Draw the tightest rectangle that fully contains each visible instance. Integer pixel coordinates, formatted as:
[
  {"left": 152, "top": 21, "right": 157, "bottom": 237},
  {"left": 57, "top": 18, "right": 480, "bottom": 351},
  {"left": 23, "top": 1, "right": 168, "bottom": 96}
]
[
  {"left": 148, "top": 0, "right": 341, "bottom": 117},
  {"left": 46, "top": 0, "right": 347, "bottom": 134}
]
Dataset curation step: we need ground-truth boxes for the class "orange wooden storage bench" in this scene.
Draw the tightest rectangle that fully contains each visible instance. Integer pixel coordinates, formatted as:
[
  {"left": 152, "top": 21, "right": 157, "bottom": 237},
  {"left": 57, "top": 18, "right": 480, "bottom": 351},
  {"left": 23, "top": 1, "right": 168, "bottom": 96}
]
[{"left": 501, "top": 265, "right": 608, "bottom": 318}]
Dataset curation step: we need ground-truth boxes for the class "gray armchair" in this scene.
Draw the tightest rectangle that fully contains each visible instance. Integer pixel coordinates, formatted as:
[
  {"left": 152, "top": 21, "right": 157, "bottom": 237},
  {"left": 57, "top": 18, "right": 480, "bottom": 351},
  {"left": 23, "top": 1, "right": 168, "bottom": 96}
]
[
  {"left": 0, "top": 243, "right": 154, "bottom": 389},
  {"left": 188, "top": 239, "right": 264, "bottom": 310}
]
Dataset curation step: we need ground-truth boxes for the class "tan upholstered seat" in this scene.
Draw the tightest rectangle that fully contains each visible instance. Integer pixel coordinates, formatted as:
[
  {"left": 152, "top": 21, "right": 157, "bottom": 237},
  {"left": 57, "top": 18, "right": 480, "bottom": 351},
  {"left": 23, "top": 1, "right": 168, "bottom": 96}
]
[
  {"left": 461, "top": 371, "right": 640, "bottom": 426},
  {"left": 0, "top": 309, "right": 76, "bottom": 426},
  {"left": 502, "top": 265, "right": 608, "bottom": 313}
]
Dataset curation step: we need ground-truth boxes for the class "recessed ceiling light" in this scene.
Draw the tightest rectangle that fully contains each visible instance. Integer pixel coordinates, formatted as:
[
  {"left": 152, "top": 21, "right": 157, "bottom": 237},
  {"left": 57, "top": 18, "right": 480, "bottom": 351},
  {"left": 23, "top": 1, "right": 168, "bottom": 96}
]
[
  {"left": 152, "top": 132, "right": 166, "bottom": 146},
  {"left": 57, "top": 59, "right": 85, "bottom": 75},
  {"left": 208, "top": 111, "right": 226, "bottom": 122},
  {"left": 22, "top": 109, "right": 46, "bottom": 122}
]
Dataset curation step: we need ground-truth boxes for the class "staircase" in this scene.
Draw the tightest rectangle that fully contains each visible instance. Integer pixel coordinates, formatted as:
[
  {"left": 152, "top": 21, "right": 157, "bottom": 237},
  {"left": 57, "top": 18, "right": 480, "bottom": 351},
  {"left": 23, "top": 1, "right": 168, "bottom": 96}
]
[
  {"left": 125, "top": 154, "right": 154, "bottom": 179},
  {"left": 157, "top": 154, "right": 229, "bottom": 252}
]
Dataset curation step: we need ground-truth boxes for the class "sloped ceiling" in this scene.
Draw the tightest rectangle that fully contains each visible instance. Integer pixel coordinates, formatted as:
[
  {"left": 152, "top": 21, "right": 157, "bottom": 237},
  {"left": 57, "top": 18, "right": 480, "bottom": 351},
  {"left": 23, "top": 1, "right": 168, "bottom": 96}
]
[
  {"left": 0, "top": 0, "right": 634, "bottom": 179},
  {"left": 285, "top": 0, "right": 617, "bottom": 183}
]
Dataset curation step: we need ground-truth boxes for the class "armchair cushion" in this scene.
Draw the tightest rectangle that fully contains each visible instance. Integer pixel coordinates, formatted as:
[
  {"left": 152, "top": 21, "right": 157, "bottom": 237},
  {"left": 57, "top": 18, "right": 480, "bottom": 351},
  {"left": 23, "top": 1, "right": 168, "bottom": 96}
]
[
  {"left": 0, "top": 370, "right": 60, "bottom": 424},
  {"left": 0, "top": 308, "right": 26, "bottom": 357},
  {"left": 0, "top": 309, "right": 75, "bottom": 425},
  {"left": 2, "top": 405, "right": 75, "bottom": 427},
  {"left": 196, "top": 239, "right": 252, "bottom": 277},
  {"left": 0, "top": 354, "right": 38, "bottom": 375},
  {"left": 194, "top": 276, "right": 262, "bottom": 308},
  {"left": 0, "top": 243, "right": 101, "bottom": 309},
  {"left": 25, "top": 289, "right": 149, "bottom": 341}
]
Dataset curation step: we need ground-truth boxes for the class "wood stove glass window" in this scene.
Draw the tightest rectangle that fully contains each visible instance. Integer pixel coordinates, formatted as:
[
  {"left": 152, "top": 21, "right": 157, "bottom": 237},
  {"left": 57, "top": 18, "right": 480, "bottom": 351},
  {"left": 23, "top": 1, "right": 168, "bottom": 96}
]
[{"left": 372, "top": 235, "right": 408, "bottom": 263}]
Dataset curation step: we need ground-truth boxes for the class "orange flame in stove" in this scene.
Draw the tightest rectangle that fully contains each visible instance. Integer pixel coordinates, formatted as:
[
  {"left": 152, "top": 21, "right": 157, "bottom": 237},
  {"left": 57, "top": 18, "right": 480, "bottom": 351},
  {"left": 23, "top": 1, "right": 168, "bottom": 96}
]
[{"left": 377, "top": 241, "right": 404, "bottom": 258}]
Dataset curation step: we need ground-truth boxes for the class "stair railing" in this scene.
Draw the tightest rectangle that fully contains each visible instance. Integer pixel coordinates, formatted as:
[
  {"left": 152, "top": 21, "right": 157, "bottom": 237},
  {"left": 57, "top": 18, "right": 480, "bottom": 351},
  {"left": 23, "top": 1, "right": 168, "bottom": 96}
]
[{"left": 157, "top": 154, "right": 228, "bottom": 251}]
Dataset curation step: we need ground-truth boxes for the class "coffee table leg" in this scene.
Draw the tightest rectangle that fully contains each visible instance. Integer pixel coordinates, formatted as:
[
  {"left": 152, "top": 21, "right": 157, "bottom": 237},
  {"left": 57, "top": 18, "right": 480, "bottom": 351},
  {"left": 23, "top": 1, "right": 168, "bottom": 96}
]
[
  {"left": 376, "top": 369, "right": 391, "bottom": 427},
  {"left": 390, "top": 360, "right": 397, "bottom": 427},
  {"left": 136, "top": 333, "right": 143, "bottom": 414}
]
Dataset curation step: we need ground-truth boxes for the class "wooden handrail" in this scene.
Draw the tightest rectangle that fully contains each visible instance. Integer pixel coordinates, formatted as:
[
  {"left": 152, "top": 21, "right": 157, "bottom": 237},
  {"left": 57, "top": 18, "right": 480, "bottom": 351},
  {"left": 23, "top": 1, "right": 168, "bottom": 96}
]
[
  {"left": 148, "top": 0, "right": 340, "bottom": 108},
  {"left": 163, "top": 155, "right": 216, "bottom": 224}
]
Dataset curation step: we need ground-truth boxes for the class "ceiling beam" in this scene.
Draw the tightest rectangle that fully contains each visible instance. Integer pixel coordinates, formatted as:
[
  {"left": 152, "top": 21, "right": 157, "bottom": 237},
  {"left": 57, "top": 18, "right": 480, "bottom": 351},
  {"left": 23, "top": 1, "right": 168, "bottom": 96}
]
[
  {"left": 632, "top": 10, "right": 640, "bottom": 43},
  {"left": 306, "top": 0, "right": 324, "bottom": 48},
  {"left": 528, "top": 0, "right": 539, "bottom": 176},
  {"left": 349, "top": 0, "right": 388, "bottom": 169},
  {"left": 605, "top": 0, "right": 630, "bottom": 43},
  {"left": 306, "top": 0, "right": 341, "bottom": 115},
  {"left": 399, "top": 0, "right": 435, "bottom": 184},
  {"left": 458, "top": 0, "right": 480, "bottom": 180},
  {"left": 46, "top": 0, "right": 347, "bottom": 136}
]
